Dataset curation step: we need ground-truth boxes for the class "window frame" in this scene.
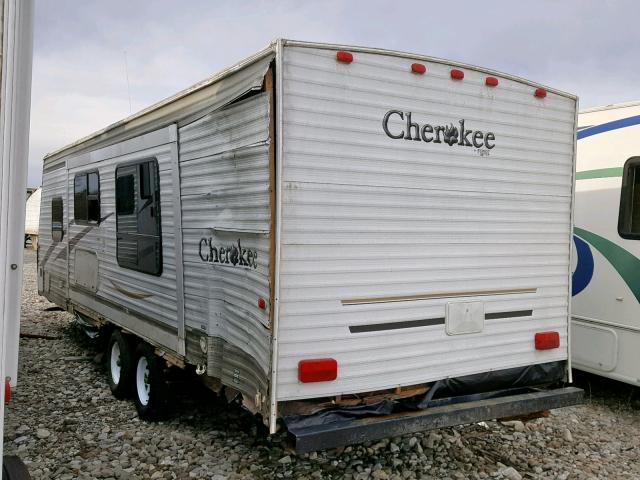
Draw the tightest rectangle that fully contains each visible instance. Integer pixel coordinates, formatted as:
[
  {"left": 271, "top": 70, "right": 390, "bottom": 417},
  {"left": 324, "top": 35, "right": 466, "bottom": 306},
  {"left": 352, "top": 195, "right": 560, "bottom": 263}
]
[
  {"left": 115, "top": 158, "right": 163, "bottom": 276},
  {"left": 618, "top": 157, "right": 640, "bottom": 240},
  {"left": 73, "top": 170, "right": 101, "bottom": 224}
]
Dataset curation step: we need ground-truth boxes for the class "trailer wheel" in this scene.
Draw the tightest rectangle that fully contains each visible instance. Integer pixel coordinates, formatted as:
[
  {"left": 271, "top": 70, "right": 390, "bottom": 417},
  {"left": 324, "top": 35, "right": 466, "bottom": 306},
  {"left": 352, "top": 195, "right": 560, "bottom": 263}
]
[
  {"left": 133, "top": 343, "right": 168, "bottom": 420},
  {"left": 3, "top": 455, "right": 31, "bottom": 479},
  {"left": 106, "top": 330, "right": 135, "bottom": 399}
]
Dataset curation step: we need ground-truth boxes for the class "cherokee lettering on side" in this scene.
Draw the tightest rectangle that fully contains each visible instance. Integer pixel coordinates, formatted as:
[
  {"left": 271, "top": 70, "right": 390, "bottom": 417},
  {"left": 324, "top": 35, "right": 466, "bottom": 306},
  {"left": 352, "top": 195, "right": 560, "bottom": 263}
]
[{"left": 198, "top": 238, "right": 258, "bottom": 269}]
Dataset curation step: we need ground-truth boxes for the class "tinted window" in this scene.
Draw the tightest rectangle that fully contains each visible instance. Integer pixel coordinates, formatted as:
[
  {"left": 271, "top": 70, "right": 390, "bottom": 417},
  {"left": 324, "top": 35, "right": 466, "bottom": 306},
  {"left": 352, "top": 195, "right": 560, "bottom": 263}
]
[
  {"left": 115, "top": 159, "right": 162, "bottom": 276},
  {"left": 116, "top": 175, "right": 135, "bottom": 215},
  {"left": 51, "top": 197, "right": 64, "bottom": 241},
  {"left": 139, "top": 162, "right": 152, "bottom": 199},
  {"left": 74, "top": 171, "right": 100, "bottom": 223},
  {"left": 619, "top": 157, "right": 640, "bottom": 239},
  {"left": 74, "top": 175, "right": 88, "bottom": 221}
]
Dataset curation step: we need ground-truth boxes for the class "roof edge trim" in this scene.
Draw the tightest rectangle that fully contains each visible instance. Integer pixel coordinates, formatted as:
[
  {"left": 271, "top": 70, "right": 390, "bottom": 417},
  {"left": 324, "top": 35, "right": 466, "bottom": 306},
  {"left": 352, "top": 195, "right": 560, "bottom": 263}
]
[
  {"left": 281, "top": 39, "right": 577, "bottom": 101},
  {"left": 44, "top": 44, "right": 276, "bottom": 163}
]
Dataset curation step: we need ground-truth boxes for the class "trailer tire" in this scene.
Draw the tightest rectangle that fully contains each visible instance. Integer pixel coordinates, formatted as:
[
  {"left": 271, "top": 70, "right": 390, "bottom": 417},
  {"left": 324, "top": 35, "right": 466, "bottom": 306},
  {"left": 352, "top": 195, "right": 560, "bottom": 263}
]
[
  {"left": 133, "top": 343, "right": 168, "bottom": 421},
  {"left": 2, "top": 455, "right": 31, "bottom": 479},
  {"left": 106, "top": 330, "right": 135, "bottom": 399}
]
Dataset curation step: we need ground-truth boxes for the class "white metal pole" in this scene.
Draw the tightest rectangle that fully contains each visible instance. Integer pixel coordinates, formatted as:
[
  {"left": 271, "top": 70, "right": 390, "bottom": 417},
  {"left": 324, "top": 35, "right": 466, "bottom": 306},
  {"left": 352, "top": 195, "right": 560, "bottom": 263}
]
[{"left": 0, "top": 0, "right": 34, "bottom": 462}]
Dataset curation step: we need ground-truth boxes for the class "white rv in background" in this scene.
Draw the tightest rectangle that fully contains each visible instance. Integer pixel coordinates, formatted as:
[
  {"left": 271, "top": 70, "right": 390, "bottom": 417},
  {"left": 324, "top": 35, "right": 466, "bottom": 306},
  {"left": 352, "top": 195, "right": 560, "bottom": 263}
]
[
  {"left": 572, "top": 102, "right": 640, "bottom": 386},
  {"left": 39, "top": 40, "right": 581, "bottom": 452},
  {"left": 24, "top": 186, "right": 41, "bottom": 249}
]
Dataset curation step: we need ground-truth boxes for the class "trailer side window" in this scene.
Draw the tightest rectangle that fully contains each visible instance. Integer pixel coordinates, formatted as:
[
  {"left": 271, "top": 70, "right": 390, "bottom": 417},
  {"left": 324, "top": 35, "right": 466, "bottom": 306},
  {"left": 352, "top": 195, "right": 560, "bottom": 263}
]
[
  {"left": 74, "top": 171, "right": 100, "bottom": 223},
  {"left": 115, "top": 159, "right": 162, "bottom": 276},
  {"left": 51, "top": 197, "right": 64, "bottom": 242},
  {"left": 116, "top": 175, "right": 135, "bottom": 215},
  {"left": 618, "top": 157, "right": 640, "bottom": 239}
]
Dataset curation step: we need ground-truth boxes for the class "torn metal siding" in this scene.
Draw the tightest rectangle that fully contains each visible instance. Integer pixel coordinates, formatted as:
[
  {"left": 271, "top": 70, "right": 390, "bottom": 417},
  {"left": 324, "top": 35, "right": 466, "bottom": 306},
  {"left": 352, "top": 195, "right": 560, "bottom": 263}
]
[
  {"left": 42, "top": 52, "right": 275, "bottom": 168},
  {"left": 179, "top": 92, "right": 272, "bottom": 404},
  {"left": 275, "top": 45, "right": 576, "bottom": 400},
  {"left": 39, "top": 51, "right": 275, "bottom": 353}
]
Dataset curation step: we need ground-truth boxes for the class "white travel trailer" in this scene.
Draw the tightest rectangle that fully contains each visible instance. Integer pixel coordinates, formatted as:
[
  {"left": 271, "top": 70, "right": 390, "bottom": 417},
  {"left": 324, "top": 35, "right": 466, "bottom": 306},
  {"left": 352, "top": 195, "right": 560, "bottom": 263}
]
[
  {"left": 24, "top": 186, "right": 41, "bottom": 248},
  {"left": 572, "top": 101, "right": 640, "bottom": 386},
  {"left": 39, "top": 40, "right": 582, "bottom": 452}
]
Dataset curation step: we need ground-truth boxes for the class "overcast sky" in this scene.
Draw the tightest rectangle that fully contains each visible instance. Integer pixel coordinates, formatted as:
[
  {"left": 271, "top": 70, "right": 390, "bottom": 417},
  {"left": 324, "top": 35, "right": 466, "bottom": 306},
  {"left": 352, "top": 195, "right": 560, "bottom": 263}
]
[{"left": 28, "top": 0, "right": 640, "bottom": 186}]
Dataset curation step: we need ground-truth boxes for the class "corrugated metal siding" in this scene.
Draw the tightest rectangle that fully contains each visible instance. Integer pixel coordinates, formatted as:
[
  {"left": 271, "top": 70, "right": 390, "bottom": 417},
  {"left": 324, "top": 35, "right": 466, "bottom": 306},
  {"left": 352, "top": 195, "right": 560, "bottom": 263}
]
[
  {"left": 38, "top": 165, "right": 67, "bottom": 302},
  {"left": 276, "top": 46, "right": 576, "bottom": 400},
  {"left": 66, "top": 140, "right": 180, "bottom": 328},
  {"left": 179, "top": 92, "right": 272, "bottom": 398},
  {"left": 39, "top": 51, "right": 275, "bottom": 396}
]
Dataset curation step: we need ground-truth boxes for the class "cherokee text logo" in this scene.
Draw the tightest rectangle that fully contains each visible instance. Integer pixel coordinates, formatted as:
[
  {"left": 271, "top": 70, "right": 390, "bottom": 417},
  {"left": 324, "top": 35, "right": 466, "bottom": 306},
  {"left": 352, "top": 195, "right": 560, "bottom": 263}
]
[
  {"left": 382, "top": 110, "right": 496, "bottom": 150},
  {"left": 199, "top": 238, "right": 258, "bottom": 269}
]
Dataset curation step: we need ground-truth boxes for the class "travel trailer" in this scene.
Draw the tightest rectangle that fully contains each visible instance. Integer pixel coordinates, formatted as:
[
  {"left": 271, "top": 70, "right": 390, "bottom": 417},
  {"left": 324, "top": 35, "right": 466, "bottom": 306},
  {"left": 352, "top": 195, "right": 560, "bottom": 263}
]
[
  {"left": 38, "top": 39, "right": 582, "bottom": 452},
  {"left": 572, "top": 102, "right": 640, "bottom": 387}
]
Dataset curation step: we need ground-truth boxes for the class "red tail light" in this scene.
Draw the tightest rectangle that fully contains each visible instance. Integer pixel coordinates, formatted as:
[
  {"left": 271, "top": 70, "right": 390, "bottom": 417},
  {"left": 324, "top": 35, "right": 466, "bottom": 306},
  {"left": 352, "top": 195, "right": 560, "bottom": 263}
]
[
  {"left": 4, "top": 380, "right": 10, "bottom": 403},
  {"left": 298, "top": 358, "right": 338, "bottom": 383},
  {"left": 450, "top": 69, "right": 464, "bottom": 80},
  {"left": 485, "top": 76, "right": 499, "bottom": 87},
  {"left": 336, "top": 51, "right": 353, "bottom": 64},
  {"left": 411, "top": 63, "right": 426, "bottom": 74},
  {"left": 535, "top": 331, "right": 560, "bottom": 350},
  {"left": 534, "top": 88, "right": 547, "bottom": 98}
]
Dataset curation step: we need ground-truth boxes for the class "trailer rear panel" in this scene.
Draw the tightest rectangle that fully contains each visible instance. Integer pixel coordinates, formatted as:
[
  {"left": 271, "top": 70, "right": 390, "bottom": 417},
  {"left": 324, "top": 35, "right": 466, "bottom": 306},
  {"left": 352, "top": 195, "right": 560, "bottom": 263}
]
[{"left": 276, "top": 44, "right": 577, "bottom": 400}]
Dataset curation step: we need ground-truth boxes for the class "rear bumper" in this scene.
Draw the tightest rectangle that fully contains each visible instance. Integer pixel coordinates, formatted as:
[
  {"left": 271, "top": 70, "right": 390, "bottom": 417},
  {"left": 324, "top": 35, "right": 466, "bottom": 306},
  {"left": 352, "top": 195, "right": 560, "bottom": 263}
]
[{"left": 290, "top": 386, "right": 583, "bottom": 453}]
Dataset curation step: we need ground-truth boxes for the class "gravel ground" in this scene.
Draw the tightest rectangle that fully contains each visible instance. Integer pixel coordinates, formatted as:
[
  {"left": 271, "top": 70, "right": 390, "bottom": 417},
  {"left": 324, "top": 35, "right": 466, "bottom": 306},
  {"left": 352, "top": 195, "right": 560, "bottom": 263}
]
[{"left": 4, "top": 249, "right": 640, "bottom": 479}]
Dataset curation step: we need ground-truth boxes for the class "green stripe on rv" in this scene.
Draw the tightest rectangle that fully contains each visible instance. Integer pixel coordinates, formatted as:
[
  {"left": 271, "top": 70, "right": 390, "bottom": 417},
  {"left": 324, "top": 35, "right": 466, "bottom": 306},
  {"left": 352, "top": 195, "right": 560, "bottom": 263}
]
[
  {"left": 575, "top": 167, "right": 623, "bottom": 180},
  {"left": 574, "top": 227, "right": 640, "bottom": 303}
]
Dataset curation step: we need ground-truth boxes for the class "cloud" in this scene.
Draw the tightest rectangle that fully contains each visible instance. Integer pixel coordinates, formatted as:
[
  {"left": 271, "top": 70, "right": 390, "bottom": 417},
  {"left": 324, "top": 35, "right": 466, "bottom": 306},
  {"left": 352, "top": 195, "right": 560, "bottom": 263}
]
[{"left": 28, "top": 0, "right": 640, "bottom": 186}]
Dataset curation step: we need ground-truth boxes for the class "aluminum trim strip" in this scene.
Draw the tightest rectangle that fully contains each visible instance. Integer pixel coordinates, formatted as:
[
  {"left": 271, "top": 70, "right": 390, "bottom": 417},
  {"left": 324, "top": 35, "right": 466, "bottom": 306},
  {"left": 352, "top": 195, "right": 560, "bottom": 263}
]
[
  {"left": 349, "top": 318, "right": 445, "bottom": 333},
  {"left": 341, "top": 288, "right": 537, "bottom": 306},
  {"left": 485, "top": 310, "right": 533, "bottom": 320}
]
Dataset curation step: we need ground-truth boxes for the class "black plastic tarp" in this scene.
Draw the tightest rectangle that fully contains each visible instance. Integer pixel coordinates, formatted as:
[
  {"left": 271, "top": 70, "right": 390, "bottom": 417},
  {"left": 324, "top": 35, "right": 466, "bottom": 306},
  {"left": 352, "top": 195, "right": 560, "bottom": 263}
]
[{"left": 284, "top": 361, "right": 566, "bottom": 432}]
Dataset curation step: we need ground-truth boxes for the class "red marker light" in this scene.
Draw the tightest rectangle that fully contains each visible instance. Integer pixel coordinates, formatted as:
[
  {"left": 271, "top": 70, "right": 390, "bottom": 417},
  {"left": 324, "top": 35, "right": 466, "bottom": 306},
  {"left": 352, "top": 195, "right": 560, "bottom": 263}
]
[
  {"left": 298, "top": 358, "right": 338, "bottom": 383},
  {"left": 4, "top": 380, "right": 10, "bottom": 403},
  {"left": 485, "top": 76, "right": 499, "bottom": 87},
  {"left": 450, "top": 69, "right": 464, "bottom": 80},
  {"left": 411, "top": 63, "right": 426, "bottom": 74},
  {"left": 336, "top": 51, "right": 353, "bottom": 64},
  {"left": 258, "top": 298, "right": 267, "bottom": 310},
  {"left": 535, "top": 331, "right": 560, "bottom": 350},
  {"left": 534, "top": 88, "right": 547, "bottom": 98}
]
